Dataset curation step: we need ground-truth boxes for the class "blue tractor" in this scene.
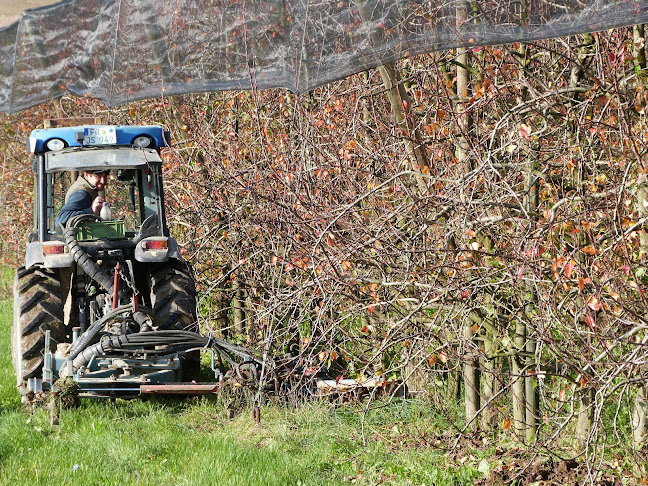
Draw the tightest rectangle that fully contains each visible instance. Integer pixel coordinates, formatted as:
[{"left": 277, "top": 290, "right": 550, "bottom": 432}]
[{"left": 11, "top": 119, "right": 263, "bottom": 401}]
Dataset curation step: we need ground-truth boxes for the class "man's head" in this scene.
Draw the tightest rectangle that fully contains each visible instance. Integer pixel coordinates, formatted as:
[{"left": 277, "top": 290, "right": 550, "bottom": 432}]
[{"left": 83, "top": 170, "right": 109, "bottom": 190}]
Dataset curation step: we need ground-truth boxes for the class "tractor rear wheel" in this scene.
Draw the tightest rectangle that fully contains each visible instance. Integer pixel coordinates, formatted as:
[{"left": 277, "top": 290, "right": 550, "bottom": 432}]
[
  {"left": 12, "top": 266, "right": 66, "bottom": 394},
  {"left": 148, "top": 260, "right": 200, "bottom": 380}
]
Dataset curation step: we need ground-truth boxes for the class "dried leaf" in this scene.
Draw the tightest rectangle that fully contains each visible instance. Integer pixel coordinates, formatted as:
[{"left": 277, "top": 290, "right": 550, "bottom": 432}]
[
  {"left": 588, "top": 297, "right": 603, "bottom": 311},
  {"left": 503, "top": 419, "right": 511, "bottom": 430}
]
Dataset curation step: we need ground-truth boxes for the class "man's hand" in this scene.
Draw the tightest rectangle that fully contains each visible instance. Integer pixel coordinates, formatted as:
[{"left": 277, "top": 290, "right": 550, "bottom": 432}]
[{"left": 91, "top": 196, "right": 105, "bottom": 215}]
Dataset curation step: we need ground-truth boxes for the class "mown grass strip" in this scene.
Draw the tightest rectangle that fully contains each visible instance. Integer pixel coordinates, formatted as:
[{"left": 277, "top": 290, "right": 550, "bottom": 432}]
[{"left": 0, "top": 270, "right": 479, "bottom": 485}]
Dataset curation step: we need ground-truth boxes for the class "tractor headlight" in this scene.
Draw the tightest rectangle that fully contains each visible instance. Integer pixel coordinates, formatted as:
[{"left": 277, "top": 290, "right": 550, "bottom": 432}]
[
  {"left": 46, "top": 138, "right": 65, "bottom": 151},
  {"left": 133, "top": 136, "right": 152, "bottom": 148}
]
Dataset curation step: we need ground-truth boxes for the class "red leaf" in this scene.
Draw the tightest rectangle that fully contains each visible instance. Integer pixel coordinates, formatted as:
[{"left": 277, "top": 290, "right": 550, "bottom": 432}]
[
  {"left": 585, "top": 314, "right": 595, "bottom": 328},
  {"left": 516, "top": 265, "right": 525, "bottom": 279},
  {"left": 564, "top": 260, "right": 575, "bottom": 279}
]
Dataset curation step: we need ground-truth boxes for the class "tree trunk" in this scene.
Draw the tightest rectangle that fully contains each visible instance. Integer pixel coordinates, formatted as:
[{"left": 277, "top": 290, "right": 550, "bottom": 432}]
[
  {"left": 354, "top": 0, "right": 430, "bottom": 194},
  {"left": 479, "top": 337, "right": 496, "bottom": 431},
  {"left": 455, "top": 48, "right": 472, "bottom": 174},
  {"left": 463, "top": 322, "right": 479, "bottom": 425},
  {"left": 576, "top": 388, "right": 594, "bottom": 448},
  {"left": 512, "top": 320, "right": 526, "bottom": 438},
  {"left": 632, "top": 385, "right": 648, "bottom": 450},
  {"left": 454, "top": 0, "right": 479, "bottom": 426},
  {"left": 232, "top": 278, "right": 245, "bottom": 337},
  {"left": 634, "top": 24, "right": 646, "bottom": 73},
  {"left": 523, "top": 127, "right": 539, "bottom": 444}
]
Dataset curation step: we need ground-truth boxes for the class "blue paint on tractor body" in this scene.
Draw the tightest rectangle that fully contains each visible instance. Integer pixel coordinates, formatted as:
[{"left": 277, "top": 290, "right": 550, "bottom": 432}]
[{"left": 28, "top": 125, "right": 170, "bottom": 154}]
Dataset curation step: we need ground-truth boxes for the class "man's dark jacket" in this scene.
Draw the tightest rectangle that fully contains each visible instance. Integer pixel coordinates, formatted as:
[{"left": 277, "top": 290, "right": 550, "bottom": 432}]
[{"left": 55, "top": 176, "right": 99, "bottom": 229}]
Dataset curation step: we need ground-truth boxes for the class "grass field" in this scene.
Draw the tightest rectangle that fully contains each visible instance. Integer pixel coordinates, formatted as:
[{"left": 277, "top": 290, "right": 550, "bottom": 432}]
[{"left": 0, "top": 268, "right": 480, "bottom": 485}]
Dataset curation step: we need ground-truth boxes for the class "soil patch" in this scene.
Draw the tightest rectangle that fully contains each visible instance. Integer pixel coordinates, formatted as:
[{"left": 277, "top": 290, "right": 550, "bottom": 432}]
[{"left": 475, "top": 456, "right": 624, "bottom": 485}]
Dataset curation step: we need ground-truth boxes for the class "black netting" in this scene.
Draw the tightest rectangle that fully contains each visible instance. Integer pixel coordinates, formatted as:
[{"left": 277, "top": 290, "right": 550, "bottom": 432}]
[{"left": 1, "top": 0, "right": 647, "bottom": 113}]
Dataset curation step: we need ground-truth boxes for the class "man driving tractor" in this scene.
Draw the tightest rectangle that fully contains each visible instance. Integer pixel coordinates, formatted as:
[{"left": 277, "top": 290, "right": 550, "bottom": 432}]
[{"left": 55, "top": 170, "right": 109, "bottom": 228}]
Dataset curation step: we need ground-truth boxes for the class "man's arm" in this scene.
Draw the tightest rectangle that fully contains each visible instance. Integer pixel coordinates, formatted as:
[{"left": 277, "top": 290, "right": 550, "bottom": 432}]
[{"left": 55, "top": 190, "right": 94, "bottom": 229}]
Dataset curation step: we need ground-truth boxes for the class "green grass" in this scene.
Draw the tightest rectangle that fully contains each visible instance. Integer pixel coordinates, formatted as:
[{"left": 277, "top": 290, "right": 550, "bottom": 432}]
[{"left": 0, "top": 270, "right": 480, "bottom": 485}]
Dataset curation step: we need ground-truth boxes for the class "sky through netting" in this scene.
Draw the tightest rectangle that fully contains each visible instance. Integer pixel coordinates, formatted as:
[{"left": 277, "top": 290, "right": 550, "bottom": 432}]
[{"left": 1, "top": 0, "right": 648, "bottom": 113}]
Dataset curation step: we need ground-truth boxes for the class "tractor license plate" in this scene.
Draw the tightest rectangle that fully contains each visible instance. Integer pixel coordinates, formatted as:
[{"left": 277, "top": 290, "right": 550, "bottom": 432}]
[{"left": 83, "top": 126, "right": 117, "bottom": 145}]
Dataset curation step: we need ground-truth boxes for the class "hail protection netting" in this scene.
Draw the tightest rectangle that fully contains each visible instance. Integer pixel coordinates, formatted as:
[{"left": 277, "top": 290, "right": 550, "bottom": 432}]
[{"left": 1, "top": 0, "right": 648, "bottom": 113}]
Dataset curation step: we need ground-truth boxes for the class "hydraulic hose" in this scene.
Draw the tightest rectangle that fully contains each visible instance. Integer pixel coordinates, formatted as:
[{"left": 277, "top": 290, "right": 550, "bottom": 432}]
[
  {"left": 63, "top": 214, "right": 114, "bottom": 293},
  {"left": 65, "top": 330, "right": 209, "bottom": 375},
  {"left": 132, "top": 310, "right": 153, "bottom": 332},
  {"left": 67, "top": 304, "right": 133, "bottom": 360}
]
